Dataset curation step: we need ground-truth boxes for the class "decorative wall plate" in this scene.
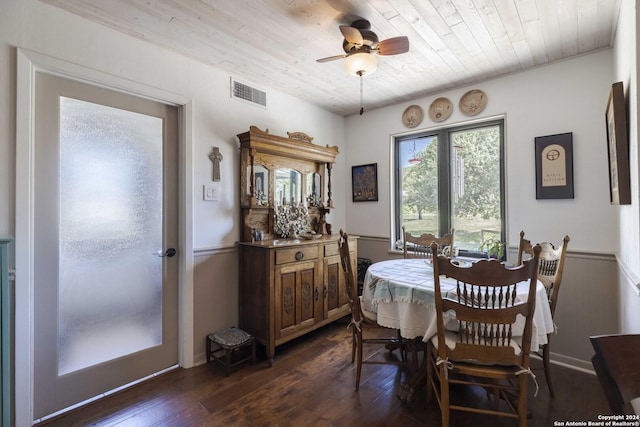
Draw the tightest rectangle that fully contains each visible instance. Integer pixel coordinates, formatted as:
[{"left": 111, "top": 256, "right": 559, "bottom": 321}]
[
  {"left": 459, "top": 89, "right": 487, "bottom": 116},
  {"left": 402, "top": 105, "right": 424, "bottom": 128},
  {"left": 428, "top": 97, "right": 453, "bottom": 122}
]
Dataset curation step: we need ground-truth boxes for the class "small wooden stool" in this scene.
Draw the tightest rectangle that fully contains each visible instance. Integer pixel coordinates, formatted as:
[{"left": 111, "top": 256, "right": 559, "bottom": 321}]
[{"left": 206, "top": 327, "right": 256, "bottom": 376}]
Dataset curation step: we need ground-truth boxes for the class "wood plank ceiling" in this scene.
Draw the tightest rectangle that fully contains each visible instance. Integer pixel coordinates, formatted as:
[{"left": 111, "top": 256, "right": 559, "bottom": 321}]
[{"left": 40, "top": 0, "right": 620, "bottom": 116}]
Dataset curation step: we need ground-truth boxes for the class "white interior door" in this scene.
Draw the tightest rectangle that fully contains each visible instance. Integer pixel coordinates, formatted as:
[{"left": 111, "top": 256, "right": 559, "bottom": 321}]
[{"left": 33, "top": 72, "right": 179, "bottom": 419}]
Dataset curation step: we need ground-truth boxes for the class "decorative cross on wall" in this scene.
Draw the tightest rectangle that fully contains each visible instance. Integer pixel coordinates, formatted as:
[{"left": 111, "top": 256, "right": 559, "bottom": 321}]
[{"left": 209, "top": 147, "right": 223, "bottom": 181}]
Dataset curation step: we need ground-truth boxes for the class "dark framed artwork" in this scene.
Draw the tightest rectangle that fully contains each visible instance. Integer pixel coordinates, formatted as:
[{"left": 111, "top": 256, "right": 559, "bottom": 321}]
[
  {"left": 606, "top": 81, "right": 631, "bottom": 205},
  {"left": 535, "top": 132, "right": 574, "bottom": 199},
  {"left": 352, "top": 163, "right": 378, "bottom": 202}
]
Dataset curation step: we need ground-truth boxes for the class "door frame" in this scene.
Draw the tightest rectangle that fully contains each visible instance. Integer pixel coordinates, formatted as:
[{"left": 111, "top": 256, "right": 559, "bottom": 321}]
[{"left": 15, "top": 48, "right": 195, "bottom": 426}]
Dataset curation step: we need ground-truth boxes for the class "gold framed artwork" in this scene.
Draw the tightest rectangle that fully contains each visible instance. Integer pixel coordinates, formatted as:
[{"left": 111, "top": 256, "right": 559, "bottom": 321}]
[
  {"left": 352, "top": 163, "right": 378, "bottom": 202},
  {"left": 605, "top": 81, "right": 631, "bottom": 205}
]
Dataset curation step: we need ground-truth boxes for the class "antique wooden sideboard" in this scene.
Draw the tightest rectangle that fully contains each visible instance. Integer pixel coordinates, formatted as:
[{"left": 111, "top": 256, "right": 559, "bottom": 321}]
[
  {"left": 236, "top": 127, "right": 356, "bottom": 365},
  {"left": 238, "top": 236, "right": 356, "bottom": 365}
]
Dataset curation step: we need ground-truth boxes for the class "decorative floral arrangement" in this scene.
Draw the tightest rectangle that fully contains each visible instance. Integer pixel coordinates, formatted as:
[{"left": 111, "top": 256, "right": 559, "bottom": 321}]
[
  {"left": 306, "top": 193, "right": 323, "bottom": 208},
  {"left": 274, "top": 203, "right": 310, "bottom": 238}
]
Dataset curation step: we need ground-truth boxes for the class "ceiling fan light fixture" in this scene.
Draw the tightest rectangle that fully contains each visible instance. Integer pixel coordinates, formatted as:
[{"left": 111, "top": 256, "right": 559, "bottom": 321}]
[{"left": 344, "top": 53, "right": 377, "bottom": 76}]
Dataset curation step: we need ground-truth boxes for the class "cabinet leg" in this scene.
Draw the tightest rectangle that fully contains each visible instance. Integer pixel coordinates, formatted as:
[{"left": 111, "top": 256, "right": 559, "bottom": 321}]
[{"left": 266, "top": 345, "right": 275, "bottom": 367}]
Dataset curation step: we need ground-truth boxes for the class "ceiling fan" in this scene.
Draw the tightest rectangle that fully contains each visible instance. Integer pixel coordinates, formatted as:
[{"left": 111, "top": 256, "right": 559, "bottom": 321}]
[
  {"left": 317, "top": 19, "right": 409, "bottom": 115},
  {"left": 316, "top": 19, "right": 409, "bottom": 76}
]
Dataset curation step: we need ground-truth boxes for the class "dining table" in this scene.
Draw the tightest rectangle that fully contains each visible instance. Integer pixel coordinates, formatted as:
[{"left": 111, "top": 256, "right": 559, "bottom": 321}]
[{"left": 362, "top": 257, "right": 555, "bottom": 403}]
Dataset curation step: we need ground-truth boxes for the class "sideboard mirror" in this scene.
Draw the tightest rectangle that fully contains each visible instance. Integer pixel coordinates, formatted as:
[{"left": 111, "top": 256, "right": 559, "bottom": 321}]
[
  {"left": 237, "top": 126, "right": 339, "bottom": 242},
  {"left": 247, "top": 164, "right": 269, "bottom": 205},
  {"left": 274, "top": 168, "right": 302, "bottom": 205},
  {"left": 307, "top": 172, "right": 321, "bottom": 200}
]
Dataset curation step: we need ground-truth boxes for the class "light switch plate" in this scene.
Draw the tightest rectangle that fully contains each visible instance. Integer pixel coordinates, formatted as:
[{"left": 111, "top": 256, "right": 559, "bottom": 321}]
[{"left": 203, "top": 184, "right": 219, "bottom": 201}]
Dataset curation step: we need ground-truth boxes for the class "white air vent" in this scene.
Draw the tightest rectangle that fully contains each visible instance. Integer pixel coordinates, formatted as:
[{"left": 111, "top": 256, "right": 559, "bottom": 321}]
[{"left": 231, "top": 78, "right": 267, "bottom": 107}]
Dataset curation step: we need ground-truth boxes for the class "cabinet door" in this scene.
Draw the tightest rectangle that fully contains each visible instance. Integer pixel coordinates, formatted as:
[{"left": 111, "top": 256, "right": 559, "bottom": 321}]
[
  {"left": 323, "top": 254, "right": 350, "bottom": 319},
  {"left": 274, "top": 259, "right": 322, "bottom": 340}
]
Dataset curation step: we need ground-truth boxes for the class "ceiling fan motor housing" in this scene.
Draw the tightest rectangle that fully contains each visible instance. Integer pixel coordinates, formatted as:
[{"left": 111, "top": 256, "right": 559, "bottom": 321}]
[
  {"left": 350, "top": 19, "right": 371, "bottom": 30},
  {"left": 342, "top": 29, "right": 379, "bottom": 54}
]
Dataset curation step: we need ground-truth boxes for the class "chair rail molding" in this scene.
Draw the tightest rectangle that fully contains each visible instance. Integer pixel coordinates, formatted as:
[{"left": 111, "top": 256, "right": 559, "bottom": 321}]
[{"left": 194, "top": 244, "right": 238, "bottom": 257}]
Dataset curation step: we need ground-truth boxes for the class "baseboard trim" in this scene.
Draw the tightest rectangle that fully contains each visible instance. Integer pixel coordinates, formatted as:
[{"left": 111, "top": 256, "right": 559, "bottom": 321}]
[{"left": 540, "top": 353, "right": 595, "bottom": 375}]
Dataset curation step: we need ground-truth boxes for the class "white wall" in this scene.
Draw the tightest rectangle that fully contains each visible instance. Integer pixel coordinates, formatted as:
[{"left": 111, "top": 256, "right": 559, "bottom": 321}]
[
  {"left": 613, "top": 0, "right": 640, "bottom": 333},
  {"left": 0, "top": 0, "right": 347, "bottom": 246},
  {"left": 345, "top": 50, "right": 617, "bottom": 253}
]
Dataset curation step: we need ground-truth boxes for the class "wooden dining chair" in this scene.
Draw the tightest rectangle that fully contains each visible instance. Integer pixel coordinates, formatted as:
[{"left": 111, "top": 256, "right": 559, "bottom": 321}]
[
  {"left": 517, "top": 230, "right": 570, "bottom": 397},
  {"left": 338, "top": 229, "right": 413, "bottom": 390},
  {"left": 402, "top": 226, "right": 455, "bottom": 259},
  {"left": 427, "top": 242, "right": 541, "bottom": 427}
]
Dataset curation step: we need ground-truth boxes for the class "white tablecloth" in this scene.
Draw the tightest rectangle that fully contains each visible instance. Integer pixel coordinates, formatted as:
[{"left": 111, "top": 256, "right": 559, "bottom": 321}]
[{"left": 362, "top": 258, "right": 555, "bottom": 351}]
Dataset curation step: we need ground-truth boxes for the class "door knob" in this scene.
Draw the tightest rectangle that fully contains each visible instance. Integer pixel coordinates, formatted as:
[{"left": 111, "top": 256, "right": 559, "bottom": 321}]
[{"left": 159, "top": 248, "right": 176, "bottom": 257}]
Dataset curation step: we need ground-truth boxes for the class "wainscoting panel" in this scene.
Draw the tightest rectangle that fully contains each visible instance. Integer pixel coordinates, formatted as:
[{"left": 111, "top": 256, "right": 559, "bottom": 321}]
[
  {"left": 549, "top": 250, "right": 618, "bottom": 371},
  {"left": 193, "top": 246, "right": 239, "bottom": 365}
]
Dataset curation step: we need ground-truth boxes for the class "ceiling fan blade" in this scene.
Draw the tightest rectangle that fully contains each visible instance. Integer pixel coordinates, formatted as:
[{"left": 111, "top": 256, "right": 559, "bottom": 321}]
[
  {"left": 316, "top": 54, "right": 348, "bottom": 63},
  {"left": 376, "top": 36, "right": 409, "bottom": 55},
  {"left": 339, "top": 25, "right": 363, "bottom": 45}
]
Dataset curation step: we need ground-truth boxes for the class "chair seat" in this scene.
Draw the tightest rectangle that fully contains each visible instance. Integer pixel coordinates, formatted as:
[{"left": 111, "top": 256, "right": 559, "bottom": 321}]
[
  {"left": 207, "top": 327, "right": 256, "bottom": 376},
  {"left": 431, "top": 348, "right": 525, "bottom": 379},
  {"left": 210, "top": 327, "right": 253, "bottom": 349}
]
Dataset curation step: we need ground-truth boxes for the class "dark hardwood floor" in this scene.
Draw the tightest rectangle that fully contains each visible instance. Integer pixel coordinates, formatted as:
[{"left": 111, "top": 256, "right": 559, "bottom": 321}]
[{"left": 42, "top": 319, "right": 611, "bottom": 426}]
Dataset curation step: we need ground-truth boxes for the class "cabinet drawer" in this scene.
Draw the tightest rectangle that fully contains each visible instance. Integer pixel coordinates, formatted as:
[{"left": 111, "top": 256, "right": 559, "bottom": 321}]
[
  {"left": 275, "top": 246, "right": 319, "bottom": 265},
  {"left": 324, "top": 238, "right": 355, "bottom": 257},
  {"left": 324, "top": 242, "right": 339, "bottom": 257}
]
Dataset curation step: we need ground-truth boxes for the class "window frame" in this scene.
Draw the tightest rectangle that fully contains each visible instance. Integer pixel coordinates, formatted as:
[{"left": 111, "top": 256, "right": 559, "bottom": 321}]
[{"left": 392, "top": 118, "right": 506, "bottom": 259}]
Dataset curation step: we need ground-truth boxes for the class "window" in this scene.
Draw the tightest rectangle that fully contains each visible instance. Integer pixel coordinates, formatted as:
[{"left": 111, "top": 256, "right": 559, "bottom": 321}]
[{"left": 394, "top": 119, "right": 505, "bottom": 258}]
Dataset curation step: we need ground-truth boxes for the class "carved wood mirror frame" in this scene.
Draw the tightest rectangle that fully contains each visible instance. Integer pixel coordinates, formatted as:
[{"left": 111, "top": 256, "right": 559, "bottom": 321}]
[{"left": 237, "top": 126, "right": 339, "bottom": 242}]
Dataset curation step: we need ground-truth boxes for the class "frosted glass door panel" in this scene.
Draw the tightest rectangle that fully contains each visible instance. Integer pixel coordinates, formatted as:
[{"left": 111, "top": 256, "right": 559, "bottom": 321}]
[{"left": 58, "top": 97, "right": 163, "bottom": 375}]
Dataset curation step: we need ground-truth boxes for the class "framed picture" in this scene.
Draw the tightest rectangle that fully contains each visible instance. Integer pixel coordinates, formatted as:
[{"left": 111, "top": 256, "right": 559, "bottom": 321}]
[
  {"left": 535, "top": 132, "right": 574, "bottom": 199},
  {"left": 606, "top": 81, "right": 631, "bottom": 205},
  {"left": 352, "top": 163, "right": 378, "bottom": 202}
]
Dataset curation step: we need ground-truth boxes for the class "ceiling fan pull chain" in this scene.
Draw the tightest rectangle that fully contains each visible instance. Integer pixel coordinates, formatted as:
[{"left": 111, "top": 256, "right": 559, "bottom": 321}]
[{"left": 358, "top": 71, "right": 364, "bottom": 115}]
